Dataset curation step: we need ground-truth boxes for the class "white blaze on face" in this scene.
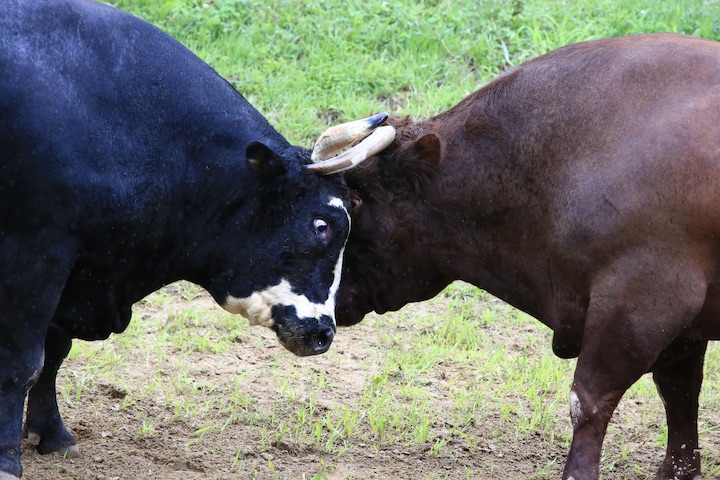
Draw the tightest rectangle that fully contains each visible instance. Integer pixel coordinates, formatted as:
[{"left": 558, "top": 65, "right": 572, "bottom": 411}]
[
  {"left": 223, "top": 278, "right": 338, "bottom": 327},
  {"left": 222, "top": 196, "right": 350, "bottom": 328},
  {"left": 327, "top": 196, "right": 347, "bottom": 212}
]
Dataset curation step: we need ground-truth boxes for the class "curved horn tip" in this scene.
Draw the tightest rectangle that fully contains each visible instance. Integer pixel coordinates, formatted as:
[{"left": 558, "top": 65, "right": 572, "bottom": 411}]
[
  {"left": 307, "top": 125, "right": 396, "bottom": 176},
  {"left": 365, "top": 112, "right": 389, "bottom": 129},
  {"left": 311, "top": 112, "right": 390, "bottom": 163}
]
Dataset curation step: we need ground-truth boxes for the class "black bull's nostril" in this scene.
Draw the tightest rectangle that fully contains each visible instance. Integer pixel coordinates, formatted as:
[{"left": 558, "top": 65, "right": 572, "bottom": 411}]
[
  {"left": 312, "top": 325, "right": 335, "bottom": 354},
  {"left": 271, "top": 307, "right": 336, "bottom": 356}
]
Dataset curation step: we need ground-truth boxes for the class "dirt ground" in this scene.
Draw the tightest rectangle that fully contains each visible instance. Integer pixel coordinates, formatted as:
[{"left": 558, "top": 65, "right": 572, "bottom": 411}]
[{"left": 19, "top": 287, "right": 720, "bottom": 480}]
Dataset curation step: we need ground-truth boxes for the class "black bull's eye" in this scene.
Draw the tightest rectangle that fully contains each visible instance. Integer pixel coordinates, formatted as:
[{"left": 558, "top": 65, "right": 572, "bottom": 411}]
[{"left": 313, "top": 218, "right": 329, "bottom": 234}]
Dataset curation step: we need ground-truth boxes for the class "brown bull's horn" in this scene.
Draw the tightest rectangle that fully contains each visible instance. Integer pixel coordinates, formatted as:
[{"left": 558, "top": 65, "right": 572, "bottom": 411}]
[
  {"left": 307, "top": 125, "right": 395, "bottom": 175},
  {"left": 311, "top": 112, "right": 389, "bottom": 162}
]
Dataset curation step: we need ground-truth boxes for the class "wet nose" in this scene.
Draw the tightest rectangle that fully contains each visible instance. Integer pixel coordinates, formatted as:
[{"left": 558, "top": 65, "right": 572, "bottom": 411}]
[{"left": 311, "top": 325, "right": 335, "bottom": 354}]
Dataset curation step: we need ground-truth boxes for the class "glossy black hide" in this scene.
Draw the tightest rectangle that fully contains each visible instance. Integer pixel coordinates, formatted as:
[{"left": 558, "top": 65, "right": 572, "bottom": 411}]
[{"left": 0, "top": 0, "right": 349, "bottom": 476}]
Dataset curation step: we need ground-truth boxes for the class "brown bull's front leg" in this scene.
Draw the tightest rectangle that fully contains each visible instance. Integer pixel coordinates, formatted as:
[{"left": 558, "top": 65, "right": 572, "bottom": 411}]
[
  {"left": 560, "top": 251, "right": 708, "bottom": 480},
  {"left": 562, "top": 371, "right": 634, "bottom": 479}
]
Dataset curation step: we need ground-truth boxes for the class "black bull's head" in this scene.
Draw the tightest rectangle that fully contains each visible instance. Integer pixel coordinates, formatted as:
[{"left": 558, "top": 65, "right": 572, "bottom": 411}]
[{"left": 218, "top": 113, "right": 396, "bottom": 357}]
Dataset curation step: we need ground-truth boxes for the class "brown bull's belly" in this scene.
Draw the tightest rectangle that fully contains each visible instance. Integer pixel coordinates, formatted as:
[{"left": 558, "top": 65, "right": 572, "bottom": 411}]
[{"left": 682, "top": 287, "right": 720, "bottom": 340}]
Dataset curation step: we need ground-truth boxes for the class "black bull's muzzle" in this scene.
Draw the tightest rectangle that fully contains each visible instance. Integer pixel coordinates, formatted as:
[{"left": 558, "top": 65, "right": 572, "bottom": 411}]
[
  {"left": 220, "top": 284, "right": 337, "bottom": 356},
  {"left": 271, "top": 306, "right": 336, "bottom": 356}
]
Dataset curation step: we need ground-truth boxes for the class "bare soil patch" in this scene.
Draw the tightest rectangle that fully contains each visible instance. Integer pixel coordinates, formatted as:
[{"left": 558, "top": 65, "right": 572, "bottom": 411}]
[{"left": 21, "top": 285, "right": 720, "bottom": 479}]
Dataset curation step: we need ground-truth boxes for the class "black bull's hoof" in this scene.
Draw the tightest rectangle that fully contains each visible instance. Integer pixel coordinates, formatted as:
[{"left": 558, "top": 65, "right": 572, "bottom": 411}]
[{"left": 22, "top": 426, "right": 80, "bottom": 458}]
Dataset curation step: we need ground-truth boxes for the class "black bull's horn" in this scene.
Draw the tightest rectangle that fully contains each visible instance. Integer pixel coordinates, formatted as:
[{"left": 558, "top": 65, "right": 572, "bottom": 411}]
[{"left": 307, "top": 113, "right": 396, "bottom": 175}]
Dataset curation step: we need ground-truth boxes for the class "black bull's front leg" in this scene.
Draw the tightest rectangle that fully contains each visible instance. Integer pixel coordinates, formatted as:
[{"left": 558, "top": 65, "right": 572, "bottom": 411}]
[
  {"left": 0, "top": 235, "right": 76, "bottom": 479},
  {"left": 23, "top": 325, "right": 78, "bottom": 457},
  {"left": 561, "top": 250, "right": 708, "bottom": 480}
]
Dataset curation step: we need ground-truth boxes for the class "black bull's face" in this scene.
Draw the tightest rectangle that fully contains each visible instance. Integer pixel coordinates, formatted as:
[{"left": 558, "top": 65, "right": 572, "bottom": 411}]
[
  {"left": 213, "top": 161, "right": 351, "bottom": 357},
  {"left": 204, "top": 114, "right": 395, "bottom": 357},
  {"left": 220, "top": 194, "right": 351, "bottom": 357}
]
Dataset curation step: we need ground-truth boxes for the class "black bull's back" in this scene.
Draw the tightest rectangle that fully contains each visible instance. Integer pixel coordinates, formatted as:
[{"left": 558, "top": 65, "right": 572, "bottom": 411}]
[{"left": 338, "top": 33, "right": 720, "bottom": 480}]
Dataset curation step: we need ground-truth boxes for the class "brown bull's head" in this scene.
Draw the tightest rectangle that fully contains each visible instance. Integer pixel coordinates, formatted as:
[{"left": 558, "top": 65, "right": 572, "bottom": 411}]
[{"left": 333, "top": 116, "right": 452, "bottom": 326}]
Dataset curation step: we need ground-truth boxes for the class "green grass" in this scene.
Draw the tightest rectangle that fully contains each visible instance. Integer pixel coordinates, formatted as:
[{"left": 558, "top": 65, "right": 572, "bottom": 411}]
[
  {"left": 108, "top": 0, "right": 720, "bottom": 146},
  {"left": 51, "top": 1, "right": 720, "bottom": 478}
]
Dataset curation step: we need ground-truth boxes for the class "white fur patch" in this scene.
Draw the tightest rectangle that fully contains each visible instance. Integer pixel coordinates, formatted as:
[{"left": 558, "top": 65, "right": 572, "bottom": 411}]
[
  {"left": 24, "top": 351, "right": 45, "bottom": 394},
  {"left": 326, "top": 196, "right": 349, "bottom": 322},
  {"left": 570, "top": 390, "right": 583, "bottom": 427},
  {"left": 222, "top": 256, "right": 343, "bottom": 328},
  {"left": 222, "top": 196, "right": 349, "bottom": 328},
  {"left": 327, "top": 196, "right": 346, "bottom": 210}
]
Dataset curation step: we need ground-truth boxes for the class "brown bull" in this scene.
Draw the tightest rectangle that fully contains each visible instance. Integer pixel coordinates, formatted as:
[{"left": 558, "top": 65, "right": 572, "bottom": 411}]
[{"left": 332, "top": 33, "right": 720, "bottom": 479}]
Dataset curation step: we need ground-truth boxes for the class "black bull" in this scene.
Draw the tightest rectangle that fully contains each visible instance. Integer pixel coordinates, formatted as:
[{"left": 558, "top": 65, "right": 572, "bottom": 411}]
[
  {"left": 0, "top": 0, "right": 391, "bottom": 477},
  {"left": 337, "top": 33, "right": 720, "bottom": 480}
]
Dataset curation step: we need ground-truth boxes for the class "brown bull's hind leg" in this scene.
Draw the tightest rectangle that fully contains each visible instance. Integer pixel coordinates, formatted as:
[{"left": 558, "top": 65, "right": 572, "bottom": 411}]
[
  {"left": 652, "top": 340, "right": 707, "bottom": 480},
  {"left": 561, "top": 252, "right": 708, "bottom": 480}
]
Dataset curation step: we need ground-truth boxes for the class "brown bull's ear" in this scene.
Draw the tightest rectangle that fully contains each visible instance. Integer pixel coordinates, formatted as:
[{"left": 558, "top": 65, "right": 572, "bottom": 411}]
[
  {"left": 349, "top": 190, "right": 362, "bottom": 212},
  {"left": 411, "top": 133, "right": 442, "bottom": 166},
  {"left": 398, "top": 133, "right": 441, "bottom": 192}
]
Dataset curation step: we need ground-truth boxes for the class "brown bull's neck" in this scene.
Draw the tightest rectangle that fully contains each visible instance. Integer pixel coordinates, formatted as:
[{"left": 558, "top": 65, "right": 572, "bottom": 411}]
[{"left": 417, "top": 109, "right": 562, "bottom": 324}]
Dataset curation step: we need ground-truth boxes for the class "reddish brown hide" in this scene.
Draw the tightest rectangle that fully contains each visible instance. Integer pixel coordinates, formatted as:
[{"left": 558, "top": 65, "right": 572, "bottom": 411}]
[{"left": 338, "top": 33, "right": 720, "bottom": 480}]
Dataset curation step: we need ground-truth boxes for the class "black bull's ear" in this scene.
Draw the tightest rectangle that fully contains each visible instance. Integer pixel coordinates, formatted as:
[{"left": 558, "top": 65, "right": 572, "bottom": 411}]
[{"left": 246, "top": 141, "right": 288, "bottom": 178}]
